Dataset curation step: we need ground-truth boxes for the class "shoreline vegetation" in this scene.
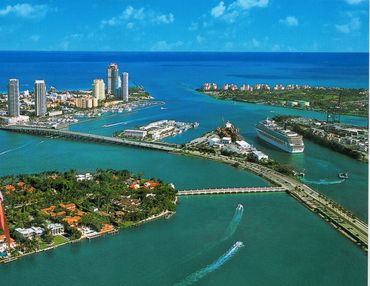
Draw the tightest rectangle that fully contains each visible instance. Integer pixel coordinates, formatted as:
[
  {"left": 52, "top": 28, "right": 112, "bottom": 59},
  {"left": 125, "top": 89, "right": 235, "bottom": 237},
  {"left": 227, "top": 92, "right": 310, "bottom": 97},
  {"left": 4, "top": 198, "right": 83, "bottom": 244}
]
[
  {"left": 273, "top": 115, "right": 368, "bottom": 162},
  {"left": 197, "top": 84, "right": 368, "bottom": 118},
  {"left": 0, "top": 169, "right": 176, "bottom": 264}
]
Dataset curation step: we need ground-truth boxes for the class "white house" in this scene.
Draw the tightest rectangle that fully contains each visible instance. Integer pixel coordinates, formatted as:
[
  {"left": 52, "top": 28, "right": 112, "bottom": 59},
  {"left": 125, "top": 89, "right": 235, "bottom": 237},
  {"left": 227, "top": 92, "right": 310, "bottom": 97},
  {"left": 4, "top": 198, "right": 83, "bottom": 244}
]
[{"left": 47, "top": 223, "right": 64, "bottom": 236}]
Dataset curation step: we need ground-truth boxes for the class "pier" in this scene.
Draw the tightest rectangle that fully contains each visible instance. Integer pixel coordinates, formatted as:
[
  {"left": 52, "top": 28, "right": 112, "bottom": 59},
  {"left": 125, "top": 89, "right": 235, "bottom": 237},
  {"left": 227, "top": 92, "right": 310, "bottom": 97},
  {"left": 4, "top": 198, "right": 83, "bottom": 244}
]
[
  {"left": 177, "top": 186, "right": 286, "bottom": 196},
  {"left": 0, "top": 125, "right": 367, "bottom": 252}
]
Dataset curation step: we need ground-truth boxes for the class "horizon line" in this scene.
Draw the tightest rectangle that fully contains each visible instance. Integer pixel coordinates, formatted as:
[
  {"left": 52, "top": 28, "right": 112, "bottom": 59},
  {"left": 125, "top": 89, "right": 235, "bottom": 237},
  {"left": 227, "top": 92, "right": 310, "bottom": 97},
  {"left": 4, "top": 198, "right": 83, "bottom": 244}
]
[{"left": 0, "top": 50, "right": 368, "bottom": 54}]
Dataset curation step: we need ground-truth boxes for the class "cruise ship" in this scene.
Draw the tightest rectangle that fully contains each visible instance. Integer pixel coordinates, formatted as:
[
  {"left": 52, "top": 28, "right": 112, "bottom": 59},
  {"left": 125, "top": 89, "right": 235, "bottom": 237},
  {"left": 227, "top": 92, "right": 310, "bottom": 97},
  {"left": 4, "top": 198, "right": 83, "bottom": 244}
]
[{"left": 256, "top": 119, "right": 304, "bottom": 153}]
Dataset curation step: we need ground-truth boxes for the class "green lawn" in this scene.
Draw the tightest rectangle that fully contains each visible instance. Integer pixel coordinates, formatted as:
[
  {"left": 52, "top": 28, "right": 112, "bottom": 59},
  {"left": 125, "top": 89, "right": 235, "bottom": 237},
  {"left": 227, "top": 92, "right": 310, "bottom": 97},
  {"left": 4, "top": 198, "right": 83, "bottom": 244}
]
[{"left": 52, "top": 235, "right": 68, "bottom": 246}]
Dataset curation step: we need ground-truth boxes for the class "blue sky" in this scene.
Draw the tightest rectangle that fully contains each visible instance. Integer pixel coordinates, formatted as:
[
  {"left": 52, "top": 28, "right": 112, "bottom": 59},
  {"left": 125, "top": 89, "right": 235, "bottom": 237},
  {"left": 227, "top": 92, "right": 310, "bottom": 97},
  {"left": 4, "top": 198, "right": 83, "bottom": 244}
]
[{"left": 0, "top": 0, "right": 368, "bottom": 52}]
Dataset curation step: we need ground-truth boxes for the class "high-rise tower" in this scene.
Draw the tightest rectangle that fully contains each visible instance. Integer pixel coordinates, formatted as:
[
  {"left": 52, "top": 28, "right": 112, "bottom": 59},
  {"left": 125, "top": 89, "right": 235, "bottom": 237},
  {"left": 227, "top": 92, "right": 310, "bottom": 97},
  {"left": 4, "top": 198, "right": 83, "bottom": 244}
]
[
  {"left": 7, "top": 79, "right": 20, "bottom": 117},
  {"left": 34, "top": 80, "right": 47, "bottom": 117},
  {"left": 107, "top": 63, "right": 119, "bottom": 96},
  {"left": 92, "top": 79, "right": 106, "bottom": 101},
  {"left": 121, "top": 72, "right": 129, "bottom": 102}
]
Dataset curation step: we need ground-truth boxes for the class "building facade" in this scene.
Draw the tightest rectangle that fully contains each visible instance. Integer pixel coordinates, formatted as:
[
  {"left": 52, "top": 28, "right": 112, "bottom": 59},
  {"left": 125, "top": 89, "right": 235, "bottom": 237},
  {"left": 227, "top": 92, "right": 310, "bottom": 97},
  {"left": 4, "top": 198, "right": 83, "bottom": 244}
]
[
  {"left": 121, "top": 72, "right": 129, "bottom": 102},
  {"left": 7, "top": 79, "right": 20, "bottom": 117},
  {"left": 75, "top": 97, "right": 98, "bottom": 109},
  {"left": 34, "top": 80, "right": 47, "bottom": 117},
  {"left": 92, "top": 79, "right": 106, "bottom": 101},
  {"left": 107, "top": 63, "right": 119, "bottom": 96}
]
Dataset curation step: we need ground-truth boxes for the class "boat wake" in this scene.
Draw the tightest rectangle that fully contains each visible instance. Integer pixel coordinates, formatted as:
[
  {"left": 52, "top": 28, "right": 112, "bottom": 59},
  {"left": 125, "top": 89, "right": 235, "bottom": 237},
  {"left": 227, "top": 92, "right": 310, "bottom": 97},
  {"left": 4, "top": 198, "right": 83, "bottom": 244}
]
[
  {"left": 300, "top": 177, "right": 345, "bottom": 185},
  {"left": 174, "top": 242, "right": 244, "bottom": 286},
  {"left": 222, "top": 204, "right": 243, "bottom": 242},
  {"left": 0, "top": 143, "right": 33, "bottom": 156},
  {"left": 178, "top": 205, "right": 244, "bottom": 265},
  {"left": 102, "top": 121, "right": 128, "bottom": 128}
]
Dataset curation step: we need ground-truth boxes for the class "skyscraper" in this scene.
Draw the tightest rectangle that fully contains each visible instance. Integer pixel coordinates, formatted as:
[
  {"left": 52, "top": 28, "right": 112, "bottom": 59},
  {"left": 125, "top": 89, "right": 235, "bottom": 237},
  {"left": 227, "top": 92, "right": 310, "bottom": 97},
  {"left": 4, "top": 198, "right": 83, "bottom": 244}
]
[
  {"left": 107, "top": 63, "right": 119, "bottom": 96},
  {"left": 7, "top": 79, "right": 20, "bottom": 117},
  {"left": 121, "top": 72, "right": 129, "bottom": 102},
  {"left": 92, "top": 79, "right": 106, "bottom": 101},
  {"left": 34, "top": 80, "right": 47, "bottom": 117}
]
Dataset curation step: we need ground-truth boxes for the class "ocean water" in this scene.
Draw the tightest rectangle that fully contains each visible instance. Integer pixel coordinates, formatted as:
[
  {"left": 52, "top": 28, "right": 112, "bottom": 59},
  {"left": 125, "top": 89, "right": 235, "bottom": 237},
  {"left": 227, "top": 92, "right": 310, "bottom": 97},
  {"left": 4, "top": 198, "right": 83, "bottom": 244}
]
[{"left": 0, "top": 52, "right": 367, "bottom": 285}]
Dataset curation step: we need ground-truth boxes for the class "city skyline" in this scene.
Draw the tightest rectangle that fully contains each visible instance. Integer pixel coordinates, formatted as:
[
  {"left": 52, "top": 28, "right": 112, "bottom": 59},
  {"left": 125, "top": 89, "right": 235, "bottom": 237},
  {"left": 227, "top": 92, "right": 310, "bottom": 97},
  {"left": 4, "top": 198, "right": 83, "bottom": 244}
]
[{"left": 0, "top": 0, "right": 368, "bottom": 52}]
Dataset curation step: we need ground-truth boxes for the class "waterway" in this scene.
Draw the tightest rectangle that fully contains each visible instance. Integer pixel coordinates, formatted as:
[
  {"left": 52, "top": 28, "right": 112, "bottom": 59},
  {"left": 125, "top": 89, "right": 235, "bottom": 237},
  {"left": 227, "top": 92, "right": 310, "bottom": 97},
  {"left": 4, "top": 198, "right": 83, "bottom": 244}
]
[{"left": 0, "top": 52, "right": 367, "bottom": 285}]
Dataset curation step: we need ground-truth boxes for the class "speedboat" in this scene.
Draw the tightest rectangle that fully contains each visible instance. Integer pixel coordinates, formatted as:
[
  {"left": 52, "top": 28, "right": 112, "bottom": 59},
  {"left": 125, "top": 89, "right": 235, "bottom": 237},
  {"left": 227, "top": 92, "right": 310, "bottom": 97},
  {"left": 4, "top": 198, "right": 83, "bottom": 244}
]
[
  {"left": 237, "top": 204, "right": 243, "bottom": 211},
  {"left": 338, "top": 172, "right": 349, "bottom": 179}
]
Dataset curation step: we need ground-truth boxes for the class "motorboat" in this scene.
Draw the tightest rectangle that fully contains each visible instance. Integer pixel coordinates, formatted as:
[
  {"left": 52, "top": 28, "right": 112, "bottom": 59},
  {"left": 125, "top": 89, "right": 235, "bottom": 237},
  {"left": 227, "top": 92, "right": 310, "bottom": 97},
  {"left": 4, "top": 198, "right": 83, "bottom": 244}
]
[{"left": 338, "top": 172, "right": 349, "bottom": 179}]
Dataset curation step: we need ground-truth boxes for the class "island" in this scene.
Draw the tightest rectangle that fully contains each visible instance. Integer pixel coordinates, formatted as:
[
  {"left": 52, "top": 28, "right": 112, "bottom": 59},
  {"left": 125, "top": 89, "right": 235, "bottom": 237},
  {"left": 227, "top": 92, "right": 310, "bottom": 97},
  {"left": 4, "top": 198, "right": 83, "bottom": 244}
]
[
  {"left": 0, "top": 169, "right": 176, "bottom": 263},
  {"left": 197, "top": 83, "right": 369, "bottom": 117}
]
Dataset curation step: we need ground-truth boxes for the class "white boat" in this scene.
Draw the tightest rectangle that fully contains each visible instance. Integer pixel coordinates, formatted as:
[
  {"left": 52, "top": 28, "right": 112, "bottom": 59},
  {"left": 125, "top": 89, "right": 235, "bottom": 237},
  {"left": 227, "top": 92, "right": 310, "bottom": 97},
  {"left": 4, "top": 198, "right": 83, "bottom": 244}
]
[
  {"left": 256, "top": 119, "right": 304, "bottom": 153},
  {"left": 237, "top": 204, "right": 243, "bottom": 211}
]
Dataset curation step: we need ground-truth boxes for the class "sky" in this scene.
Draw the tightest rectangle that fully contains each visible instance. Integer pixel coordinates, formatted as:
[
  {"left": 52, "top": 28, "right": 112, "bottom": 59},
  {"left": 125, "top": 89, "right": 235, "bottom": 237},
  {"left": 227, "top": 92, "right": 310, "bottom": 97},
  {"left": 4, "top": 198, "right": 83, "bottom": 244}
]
[{"left": 0, "top": 0, "right": 368, "bottom": 52}]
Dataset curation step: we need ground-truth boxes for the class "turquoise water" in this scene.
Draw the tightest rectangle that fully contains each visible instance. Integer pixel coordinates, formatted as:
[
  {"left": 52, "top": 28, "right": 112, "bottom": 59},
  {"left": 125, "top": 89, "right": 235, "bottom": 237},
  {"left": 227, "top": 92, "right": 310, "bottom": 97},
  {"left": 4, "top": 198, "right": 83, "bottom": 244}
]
[
  {"left": 0, "top": 195, "right": 366, "bottom": 286},
  {"left": 0, "top": 52, "right": 367, "bottom": 285}
]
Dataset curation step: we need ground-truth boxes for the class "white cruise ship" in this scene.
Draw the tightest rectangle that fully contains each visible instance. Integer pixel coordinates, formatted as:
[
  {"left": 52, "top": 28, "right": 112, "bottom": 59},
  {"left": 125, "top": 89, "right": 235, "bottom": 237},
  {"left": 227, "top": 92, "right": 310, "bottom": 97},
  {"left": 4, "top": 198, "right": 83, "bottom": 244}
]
[{"left": 256, "top": 119, "right": 304, "bottom": 153}]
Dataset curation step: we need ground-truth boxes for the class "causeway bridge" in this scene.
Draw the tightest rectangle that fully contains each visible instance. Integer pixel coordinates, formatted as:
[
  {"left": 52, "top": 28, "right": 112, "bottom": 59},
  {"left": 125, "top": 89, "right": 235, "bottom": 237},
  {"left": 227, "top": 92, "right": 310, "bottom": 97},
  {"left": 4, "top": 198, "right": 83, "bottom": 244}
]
[
  {"left": 0, "top": 125, "right": 181, "bottom": 151},
  {"left": 177, "top": 186, "right": 286, "bottom": 196}
]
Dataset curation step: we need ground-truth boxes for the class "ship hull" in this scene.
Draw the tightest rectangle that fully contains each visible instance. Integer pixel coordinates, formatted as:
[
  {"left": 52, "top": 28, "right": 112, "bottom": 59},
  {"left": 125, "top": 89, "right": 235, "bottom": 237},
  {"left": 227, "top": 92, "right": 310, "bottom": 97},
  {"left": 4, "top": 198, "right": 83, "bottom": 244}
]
[{"left": 256, "top": 129, "right": 304, "bottom": 153}]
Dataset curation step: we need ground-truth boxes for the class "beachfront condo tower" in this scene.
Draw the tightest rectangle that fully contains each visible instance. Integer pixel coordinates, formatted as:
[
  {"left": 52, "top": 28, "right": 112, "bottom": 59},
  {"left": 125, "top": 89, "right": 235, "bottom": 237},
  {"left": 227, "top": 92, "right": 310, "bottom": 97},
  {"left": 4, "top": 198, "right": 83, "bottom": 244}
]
[
  {"left": 107, "top": 63, "right": 119, "bottom": 96},
  {"left": 92, "top": 79, "right": 106, "bottom": 101},
  {"left": 121, "top": 72, "right": 129, "bottom": 102},
  {"left": 34, "top": 80, "right": 47, "bottom": 117},
  {"left": 7, "top": 79, "right": 20, "bottom": 117}
]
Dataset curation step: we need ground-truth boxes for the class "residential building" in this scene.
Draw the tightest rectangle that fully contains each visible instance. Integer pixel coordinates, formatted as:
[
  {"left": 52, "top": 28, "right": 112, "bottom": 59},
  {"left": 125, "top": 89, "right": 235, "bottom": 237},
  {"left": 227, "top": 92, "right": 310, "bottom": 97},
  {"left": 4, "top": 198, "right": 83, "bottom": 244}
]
[
  {"left": 75, "top": 97, "right": 98, "bottom": 109},
  {"left": 107, "top": 63, "right": 119, "bottom": 96},
  {"left": 15, "top": 227, "right": 44, "bottom": 239},
  {"left": 47, "top": 223, "right": 64, "bottom": 236},
  {"left": 121, "top": 72, "right": 129, "bottom": 102},
  {"left": 7, "top": 79, "right": 20, "bottom": 117},
  {"left": 92, "top": 79, "right": 106, "bottom": 101},
  {"left": 123, "top": 129, "right": 147, "bottom": 139},
  {"left": 34, "top": 80, "right": 47, "bottom": 116}
]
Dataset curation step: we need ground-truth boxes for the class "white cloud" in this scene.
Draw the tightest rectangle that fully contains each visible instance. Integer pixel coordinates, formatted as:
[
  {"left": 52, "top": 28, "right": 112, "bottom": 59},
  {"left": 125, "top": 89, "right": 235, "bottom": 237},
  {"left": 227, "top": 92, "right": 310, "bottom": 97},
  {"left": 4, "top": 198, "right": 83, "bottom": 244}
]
[
  {"left": 230, "top": 0, "right": 269, "bottom": 10},
  {"left": 210, "top": 0, "right": 268, "bottom": 23},
  {"left": 280, "top": 16, "right": 299, "bottom": 26},
  {"left": 211, "top": 2, "right": 226, "bottom": 18},
  {"left": 189, "top": 22, "right": 199, "bottom": 31},
  {"left": 122, "top": 6, "right": 145, "bottom": 20},
  {"left": 196, "top": 35, "right": 205, "bottom": 43},
  {"left": 251, "top": 38, "right": 260, "bottom": 47},
  {"left": 101, "top": 6, "right": 174, "bottom": 28},
  {"left": 154, "top": 13, "right": 174, "bottom": 24},
  {"left": 0, "top": 3, "right": 48, "bottom": 19},
  {"left": 345, "top": 0, "right": 365, "bottom": 4},
  {"left": 151, "top": 40, "right": 183, "bottom": 51},
  {"left": 29, "top": 34, "right": 40, "bottom": 42},
  {"left": 335, "top": 17, "right": 361, "bottom": 33}
]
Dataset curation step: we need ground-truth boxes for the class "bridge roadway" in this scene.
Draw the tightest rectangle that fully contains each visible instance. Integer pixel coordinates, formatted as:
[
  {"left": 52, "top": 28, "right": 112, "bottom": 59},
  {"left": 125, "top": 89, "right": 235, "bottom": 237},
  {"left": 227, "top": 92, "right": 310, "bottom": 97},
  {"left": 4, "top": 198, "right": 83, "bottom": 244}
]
[
  {"left": 177, "top": 186, "right": 286, "bottom": 196},
  {"left": 1, "top": 125, "right": 368, "bottom": 251},
  {"left": 0, "top": 125, "right": 181, "bottom": 152}
]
